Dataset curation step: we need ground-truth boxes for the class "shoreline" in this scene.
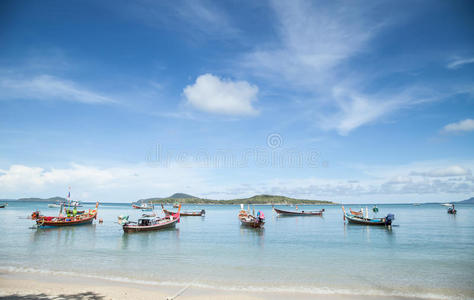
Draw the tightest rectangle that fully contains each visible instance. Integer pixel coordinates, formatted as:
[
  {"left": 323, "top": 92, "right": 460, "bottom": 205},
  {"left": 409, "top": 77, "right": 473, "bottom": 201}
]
[{"left": 0, "top": 269, "right": 445, "bottom": 300}]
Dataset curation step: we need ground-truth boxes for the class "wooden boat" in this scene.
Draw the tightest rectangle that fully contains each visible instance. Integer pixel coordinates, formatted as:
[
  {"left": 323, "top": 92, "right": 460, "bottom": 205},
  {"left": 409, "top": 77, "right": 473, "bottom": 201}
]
[
  {"left": 122, "top": 205, "right": 181, "bottom": 233},
  {"left": 238, "top": 204, "right": 264, "bottom": 228},
  {"left": 342, "top": 206, "right": 394, "bottom": 226},
  {"left": 35, "top": 202, "right": 99, "bottom": 227},
  {"left": 132, "top": 202, "right": 154, "bottom": 210},
  {"left": 274, "top": 207, "right": 324, "bottom": 216},
  {"left": 447, "top": 205, "right": 456, "bottom": 214},
  {"left": 161, "top": 204, "right": 205, "bottom": 216},
  {"left": 0, "top": 203, "right": 7, "bottom": 208},
  {"left": 349, "top": 209, "right": 363, "bottom": 216}
]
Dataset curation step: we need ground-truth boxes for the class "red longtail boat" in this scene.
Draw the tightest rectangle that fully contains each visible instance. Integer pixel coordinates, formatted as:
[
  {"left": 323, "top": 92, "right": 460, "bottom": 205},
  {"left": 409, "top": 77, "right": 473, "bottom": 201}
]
[{"left": 35, "top": 202, "right": 99, "bottom": 227}]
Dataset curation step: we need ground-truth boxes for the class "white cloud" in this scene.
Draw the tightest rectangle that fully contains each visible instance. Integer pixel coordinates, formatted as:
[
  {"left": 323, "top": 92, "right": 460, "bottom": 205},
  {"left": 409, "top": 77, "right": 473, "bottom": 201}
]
[
  {"left": 441, "top": 118, "right": 474, "bottom": 133},
  {"left": 447, "top": 57, "right": 474, "bottom": 69},
  {"left": 410, "top": 165, "right": 472, "bottom": 177},
  {"left": 0, "top": 75, "right": 114, "bottom": 104},
  {"left": 1, "top": 160, "right": 473, "bottom": 203},
  {"left": 0, "top": 163, "right": 209, "bottom": 202},
  {"left": 183, "top": 73, "right": 258, "bottom": 116}
]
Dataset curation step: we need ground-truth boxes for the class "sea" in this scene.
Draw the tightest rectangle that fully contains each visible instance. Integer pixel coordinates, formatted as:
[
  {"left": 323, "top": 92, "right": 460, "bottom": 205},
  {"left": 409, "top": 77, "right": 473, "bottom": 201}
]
[{"left": 0, "top": 202, "right": 473, "bottom": 299}]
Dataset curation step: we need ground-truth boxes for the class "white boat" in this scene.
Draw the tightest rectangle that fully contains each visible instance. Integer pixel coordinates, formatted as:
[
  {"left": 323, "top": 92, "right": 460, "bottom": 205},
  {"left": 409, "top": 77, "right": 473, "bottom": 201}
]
[
  {"left": 48, "top": 203, "right": 62, "bottom": 208},
  {"left": 64, "top": 200, "right": 82, "bottom": 207},
  {"left": 441, "top": 203, "right": 452, "bottom": 207}
]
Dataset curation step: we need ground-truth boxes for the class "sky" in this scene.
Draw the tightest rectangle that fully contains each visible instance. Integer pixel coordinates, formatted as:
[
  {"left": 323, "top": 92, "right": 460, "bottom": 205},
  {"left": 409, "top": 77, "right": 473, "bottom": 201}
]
[{"left": 0, "top": 0, "right": 473, "bottom": 203}]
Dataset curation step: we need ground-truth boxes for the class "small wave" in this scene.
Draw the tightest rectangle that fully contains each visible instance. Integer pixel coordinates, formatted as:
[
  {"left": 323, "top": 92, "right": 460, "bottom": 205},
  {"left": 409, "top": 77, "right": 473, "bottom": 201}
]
[{"left": 0, "top": 266, "right": 468, "bottom": 300}]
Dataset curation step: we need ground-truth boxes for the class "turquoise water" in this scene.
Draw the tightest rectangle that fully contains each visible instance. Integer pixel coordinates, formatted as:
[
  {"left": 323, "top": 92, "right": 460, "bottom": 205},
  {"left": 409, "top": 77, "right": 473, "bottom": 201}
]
[{"left": 0, "top": 202, "right": 473, "bottom": 299}]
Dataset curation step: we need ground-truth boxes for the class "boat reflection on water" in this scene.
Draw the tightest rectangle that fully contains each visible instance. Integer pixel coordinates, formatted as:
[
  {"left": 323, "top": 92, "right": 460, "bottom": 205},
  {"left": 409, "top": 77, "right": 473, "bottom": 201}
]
[
  {"left": 119, "top": 228, "right": 180, "bottom": 250},
  {"left": 344, "top": 222, "right": 394, "bottom": 243},
  {"left": 30, "top": 224, "right": 97, "bottom": 255},
  {"left": 239, "top": 226, "right": 265, "bottom": 248}
]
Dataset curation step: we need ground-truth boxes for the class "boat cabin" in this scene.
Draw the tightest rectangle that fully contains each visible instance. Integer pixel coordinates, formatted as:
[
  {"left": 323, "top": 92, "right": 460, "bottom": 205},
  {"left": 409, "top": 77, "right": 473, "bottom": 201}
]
[{"left": 138, "top": 218, "right": 154, "bottom": 226}]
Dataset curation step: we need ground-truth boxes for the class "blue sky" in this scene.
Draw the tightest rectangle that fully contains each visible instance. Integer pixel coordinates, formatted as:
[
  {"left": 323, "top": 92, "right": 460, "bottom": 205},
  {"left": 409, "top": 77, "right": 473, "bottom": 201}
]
[{"left": 1, "top": 0, "right": 473, "bottom": 203}]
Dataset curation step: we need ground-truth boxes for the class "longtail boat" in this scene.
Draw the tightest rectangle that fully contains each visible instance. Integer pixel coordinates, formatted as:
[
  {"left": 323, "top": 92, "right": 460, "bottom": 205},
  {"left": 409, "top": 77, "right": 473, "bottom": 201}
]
[
  {"left": 239, "top": 204, "right": 264, "bottom": 228},
  {"left": 447, "top": 205, "right": 456, "bottom": 214},
  {"left": 0, "top": 203, "right": 7, "bottom": 208},
  {"left": 342, "top": 206, "right": 394, "bottom": 226},
  {"left": 274, "top": 207, "right": 324, "bottom": 216},
  {"left": 132, "top": 202, "right": 154, "bottom": 210},
  {"left": 161, "top": 204, "right": 205, "bottom": 216},
  {"left": 35, "top": 202, "right": 99, "bottom": 227},
  {"left": 122, "top": 205, "right": 181, "bottom": 233}
]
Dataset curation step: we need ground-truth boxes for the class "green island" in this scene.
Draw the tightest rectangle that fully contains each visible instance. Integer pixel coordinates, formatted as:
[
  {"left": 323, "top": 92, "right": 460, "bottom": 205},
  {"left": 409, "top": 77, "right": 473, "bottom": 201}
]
[{"left": 138, "top": 193, "right": 334, "bottom": 205}]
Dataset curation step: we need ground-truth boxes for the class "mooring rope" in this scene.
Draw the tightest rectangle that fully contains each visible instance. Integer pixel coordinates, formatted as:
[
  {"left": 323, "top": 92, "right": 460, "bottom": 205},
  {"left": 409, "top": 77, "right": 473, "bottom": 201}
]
[{"left": 165, "top": 270, "right": 205, "bottom": 300}]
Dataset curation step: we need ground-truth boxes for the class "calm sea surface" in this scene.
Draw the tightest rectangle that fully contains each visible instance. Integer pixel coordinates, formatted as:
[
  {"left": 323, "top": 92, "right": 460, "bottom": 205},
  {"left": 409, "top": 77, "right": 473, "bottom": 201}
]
[{"left": 0, "top": 202, "right": 473, "bottom": 299}]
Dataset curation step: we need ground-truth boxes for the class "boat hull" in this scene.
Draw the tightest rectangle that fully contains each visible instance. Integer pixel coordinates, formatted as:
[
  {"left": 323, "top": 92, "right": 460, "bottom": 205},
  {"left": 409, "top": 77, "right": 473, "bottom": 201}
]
[
  {"left": 345, "top": 214, "right": 390, "bottom": 226},
  {"left": 36, "top": 214, "right": 96, "bottom": 227},
  {"left": 274, "top": 207, "right": 324, "bottom": 216},
  {"left": 163, "top": 208, "right": 204, "bottom": 216},
  {"left": 123, "top": 218, "right": 178, "bottom": 233},
  {"left": 240, "top": 219, "right": 265, "bottom": 228}
]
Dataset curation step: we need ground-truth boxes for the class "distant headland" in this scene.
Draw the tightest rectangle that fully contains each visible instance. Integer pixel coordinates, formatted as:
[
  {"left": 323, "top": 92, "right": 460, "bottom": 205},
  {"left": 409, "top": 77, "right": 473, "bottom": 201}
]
[{"left": 137, "top": 193, "right": 334, "bottom": 205}]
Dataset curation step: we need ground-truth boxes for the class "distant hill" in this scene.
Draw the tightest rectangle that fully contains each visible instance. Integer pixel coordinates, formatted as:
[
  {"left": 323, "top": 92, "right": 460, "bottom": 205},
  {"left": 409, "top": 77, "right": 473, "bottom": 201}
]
[
  {"left": 168, "top": 193, "right": 198, "bottom": 199},
  {"left": 456, "top": 197, "right": 474, "bottom": 204},
  {"left": 139, "top": 193, "right": 333, "bottom": 205},
  {"left": 15, "top": 197, "right": 66, "bottom": 202}
]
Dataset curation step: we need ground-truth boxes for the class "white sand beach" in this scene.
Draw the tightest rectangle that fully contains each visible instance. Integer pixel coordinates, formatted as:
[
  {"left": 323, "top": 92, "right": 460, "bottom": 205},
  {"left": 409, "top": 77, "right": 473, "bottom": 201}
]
[{"left": 0, "top": 270, "right": 428, "bottom": 300}]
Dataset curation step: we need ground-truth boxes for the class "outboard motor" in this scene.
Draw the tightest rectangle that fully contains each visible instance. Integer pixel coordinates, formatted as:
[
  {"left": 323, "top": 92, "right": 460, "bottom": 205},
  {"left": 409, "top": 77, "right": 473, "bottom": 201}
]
[
  {"left": 201, "top": 209, "right": 206, "bottom": 216},
  {"left": 385, "top": 214, "right": 395, "bottom": 226}
]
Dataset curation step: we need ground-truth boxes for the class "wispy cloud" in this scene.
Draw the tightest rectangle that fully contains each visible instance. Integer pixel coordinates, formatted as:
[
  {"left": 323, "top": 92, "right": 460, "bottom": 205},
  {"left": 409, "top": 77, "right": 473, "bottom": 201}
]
[
  {"left": 183, "top": 73, "right": 258, "bottom": 116},
  {"left": 123, "top": 0, "right": 239, "bottom": 40},
  {"left": 410, "top": 165, "right": 472, "bottom": 177},
  {"left": 447, "top": 57, "right": 474, "bottom": 69},
  {"left": 242, "top": 0, "right": 379, "bottom": 88},
  {"left": 441, "top": 118, "right": 474, "bottom": 133},
  {"left": 238, "top": 0, "right": 420, "bottom": 135},
  {"left": 237, "top": 1, "right": 471, "bottom": 135},
  {"left": 0, "top": 75, "right": 115, "bottom": 104}
]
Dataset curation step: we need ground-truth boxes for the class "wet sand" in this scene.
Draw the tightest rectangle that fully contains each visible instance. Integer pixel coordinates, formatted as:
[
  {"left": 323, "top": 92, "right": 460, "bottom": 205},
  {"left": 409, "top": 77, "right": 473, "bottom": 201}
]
[{"left": 0, "top": 270, "right": 427, "bottom": 300}]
